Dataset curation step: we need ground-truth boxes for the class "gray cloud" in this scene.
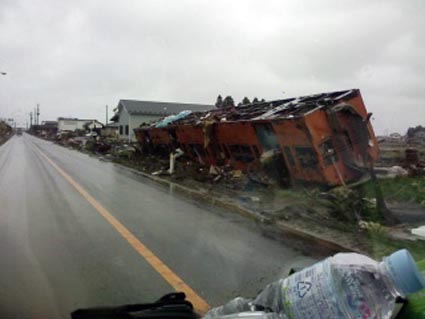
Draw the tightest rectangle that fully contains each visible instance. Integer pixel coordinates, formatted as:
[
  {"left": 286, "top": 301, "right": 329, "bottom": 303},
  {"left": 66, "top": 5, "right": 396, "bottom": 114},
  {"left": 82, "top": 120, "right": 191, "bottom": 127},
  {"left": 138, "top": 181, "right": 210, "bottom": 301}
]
[{"left": 0, "top": 0, "right": 424, "bottom": 134}]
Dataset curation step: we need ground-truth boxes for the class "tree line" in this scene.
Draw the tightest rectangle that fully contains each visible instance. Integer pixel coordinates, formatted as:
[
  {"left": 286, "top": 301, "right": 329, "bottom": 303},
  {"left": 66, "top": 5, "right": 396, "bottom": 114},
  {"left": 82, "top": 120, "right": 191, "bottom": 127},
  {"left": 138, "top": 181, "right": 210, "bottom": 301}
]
[
  {"left": 406, "top": 125, "right": 425, "bottom": 139},
  {"left": 214, "top": 95, "right": 266, "bottom": 108}
]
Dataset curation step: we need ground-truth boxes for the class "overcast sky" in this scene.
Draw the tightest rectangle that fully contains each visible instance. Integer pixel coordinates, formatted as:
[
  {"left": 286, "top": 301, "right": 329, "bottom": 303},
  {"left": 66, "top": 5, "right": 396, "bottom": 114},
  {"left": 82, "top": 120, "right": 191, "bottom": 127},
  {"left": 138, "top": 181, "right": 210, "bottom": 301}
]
[{"left": 0, "top": 0, "right": 424, "bottom": 134}]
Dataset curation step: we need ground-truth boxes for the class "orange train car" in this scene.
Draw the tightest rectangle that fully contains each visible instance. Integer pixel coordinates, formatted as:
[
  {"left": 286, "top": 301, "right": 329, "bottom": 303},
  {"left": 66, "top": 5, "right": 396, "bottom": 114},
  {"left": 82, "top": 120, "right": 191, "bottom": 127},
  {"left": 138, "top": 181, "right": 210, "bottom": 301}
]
[
  {"left": 134, "top": 126, "right": 176, "bottom": 157},
  {"left": 134, "top": 89, "right": 379, "bottom": 186},
  {"left": 268, "top": 89, "right": 379, "bottom": 186},
  {"left": 215, "top": 121, "right": 283, "bottom": 172},
  {"left": 174, "top": 124, "right": 217, "bottom": 166}
]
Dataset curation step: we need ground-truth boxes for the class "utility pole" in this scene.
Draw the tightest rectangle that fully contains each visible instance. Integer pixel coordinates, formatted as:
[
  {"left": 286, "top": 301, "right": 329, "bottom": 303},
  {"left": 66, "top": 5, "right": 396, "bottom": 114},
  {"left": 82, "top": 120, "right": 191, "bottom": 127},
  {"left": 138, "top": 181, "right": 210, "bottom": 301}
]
[
  {"left": 106, "top": 105, "right": 108, "bottom": 126},
  {"left": 36, "top": 104, "right": 40, "bottom": 125},
  {"left": 30, "top": 112, "right": 33, "bottom": 128}
]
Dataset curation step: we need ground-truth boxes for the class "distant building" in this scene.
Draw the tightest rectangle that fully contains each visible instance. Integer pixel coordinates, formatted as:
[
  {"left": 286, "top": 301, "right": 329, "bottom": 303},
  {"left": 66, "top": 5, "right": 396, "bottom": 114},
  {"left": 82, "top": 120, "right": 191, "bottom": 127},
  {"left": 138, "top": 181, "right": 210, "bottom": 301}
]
[
  {"left": 0, "top": 120, "right": 12, "bottom": 137},
  {"left": 377, "top": 132, "right": 406, "bottom": 145},
  {"left": 111, "top": 99, "right": 212, "bottom": 141},
  {"left": 57, "top": 118, "right": 103, "bottom": 132},
  {"left": 409, "top": 131, "right": 425, "bottom": 145},
  {"left": 42, "top": 120, "right": 58, "bottom": 126},
  {"left": 32, "top": 120, "right": 58, "bottom": 137},
  {"left": 389, "top": 132, "right": 403, "bottom": 140},
  {"left": 101, "top": 124, "right": 119, "bottom": 138}
]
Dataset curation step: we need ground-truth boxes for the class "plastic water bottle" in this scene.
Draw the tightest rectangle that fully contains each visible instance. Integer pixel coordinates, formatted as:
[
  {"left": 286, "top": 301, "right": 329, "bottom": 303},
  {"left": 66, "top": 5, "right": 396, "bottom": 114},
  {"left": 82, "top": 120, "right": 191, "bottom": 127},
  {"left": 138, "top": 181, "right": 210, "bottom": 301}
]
[
  {"left": 202, "top": 299, "right": 288, "bottom": 319},
  {"left": 206, "top": 311, "right": 286, "bottom": 319},
  {"left": 204, "top": 297, "right": 253, "bottom": 319},
  {"left": 254, "top": 249, "right": 425, "bottom": 319}
]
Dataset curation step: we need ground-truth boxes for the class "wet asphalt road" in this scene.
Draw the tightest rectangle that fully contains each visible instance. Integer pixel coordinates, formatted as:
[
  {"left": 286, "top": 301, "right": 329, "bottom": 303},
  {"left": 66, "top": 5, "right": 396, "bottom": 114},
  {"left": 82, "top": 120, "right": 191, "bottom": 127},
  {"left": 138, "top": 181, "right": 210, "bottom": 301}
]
[{"left": 0, "top": 135, "right": 317, "bottom": 318}]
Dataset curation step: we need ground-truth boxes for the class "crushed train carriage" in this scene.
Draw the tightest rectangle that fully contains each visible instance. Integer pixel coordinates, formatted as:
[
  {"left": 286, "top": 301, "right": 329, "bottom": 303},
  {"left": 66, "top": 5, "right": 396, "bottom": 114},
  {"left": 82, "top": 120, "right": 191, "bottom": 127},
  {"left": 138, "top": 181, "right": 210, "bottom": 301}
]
[{"left": 134, "top": 89, "right": 379, "bottom": 186}]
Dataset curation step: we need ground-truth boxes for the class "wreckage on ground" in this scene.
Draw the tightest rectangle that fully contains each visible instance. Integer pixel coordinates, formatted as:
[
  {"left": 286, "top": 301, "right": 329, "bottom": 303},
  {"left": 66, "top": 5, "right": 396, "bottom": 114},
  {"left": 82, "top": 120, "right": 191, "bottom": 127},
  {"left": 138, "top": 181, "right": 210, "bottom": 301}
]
[
  {"left": 0, "top": 120, "right": 12, "bottom": 143},
  {"left": 136, "top": 89, "right": 379, "bottom": 187}
]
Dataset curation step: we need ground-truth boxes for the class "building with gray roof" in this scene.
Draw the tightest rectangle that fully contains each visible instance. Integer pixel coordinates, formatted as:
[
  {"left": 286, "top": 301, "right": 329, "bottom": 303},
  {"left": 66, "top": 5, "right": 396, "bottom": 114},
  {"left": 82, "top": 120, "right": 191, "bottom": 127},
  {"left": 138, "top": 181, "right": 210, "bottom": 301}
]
[{"left": 111, "top": 99, "right": 212, "bottom": 141}]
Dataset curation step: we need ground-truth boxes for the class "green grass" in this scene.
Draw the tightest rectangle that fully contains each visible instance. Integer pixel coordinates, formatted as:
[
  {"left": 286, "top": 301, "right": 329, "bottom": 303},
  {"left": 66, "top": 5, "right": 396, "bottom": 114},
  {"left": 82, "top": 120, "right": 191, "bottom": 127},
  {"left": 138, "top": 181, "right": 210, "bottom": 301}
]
[
  {"left": 360, "top": 176, "right": 425, "bottom": 266},
  {"left": 367, "top": 230, "right": 425, "bottom": 261},
  {"left": 378, "top": 150, "right": 403, "bottom": 158},
  {"left": 275, "top": 189, "right": 309, "bottom": 200},
  {"left": 360, "top": 177, "right": 425, "bottom": 207}
]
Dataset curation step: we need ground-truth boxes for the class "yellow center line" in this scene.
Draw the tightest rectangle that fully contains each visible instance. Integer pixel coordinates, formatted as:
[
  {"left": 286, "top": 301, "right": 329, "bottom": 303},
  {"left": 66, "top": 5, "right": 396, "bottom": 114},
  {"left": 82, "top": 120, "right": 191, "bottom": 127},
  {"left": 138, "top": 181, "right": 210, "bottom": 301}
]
[{"left": 35, "top": 146, "right": 210, "bottom": 314}]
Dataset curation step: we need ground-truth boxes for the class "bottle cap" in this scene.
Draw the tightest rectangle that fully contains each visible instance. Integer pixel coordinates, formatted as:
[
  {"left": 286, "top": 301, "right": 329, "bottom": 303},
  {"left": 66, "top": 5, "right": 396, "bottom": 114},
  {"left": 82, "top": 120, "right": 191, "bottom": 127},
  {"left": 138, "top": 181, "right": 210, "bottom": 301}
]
[{"left": 384, "top": 249, "right": 425, "bottom": 295}]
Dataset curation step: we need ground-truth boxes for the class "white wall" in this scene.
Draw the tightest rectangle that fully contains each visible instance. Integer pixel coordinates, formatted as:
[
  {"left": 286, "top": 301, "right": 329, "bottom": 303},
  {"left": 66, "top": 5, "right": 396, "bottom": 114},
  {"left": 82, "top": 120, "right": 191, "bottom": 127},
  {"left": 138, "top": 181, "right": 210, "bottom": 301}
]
[
  {"left": 117, "top": 109, "right": 130, "bottom": 140},
  {"left": 129, "top": 114, "right": 162, "bottom": 141},
  {"left": 76, "top": 120, "right": 91, "bottom": 130},
  {"left": 86, "top": 121, "right": 104, "bottom": 130},
  {"left": 58, "top": 119, "right": 97, "bottom": 132},
  {"left": 117, "top": 109, "right": 162, "bottom": 141},
  {"left": 58, "top": 119, "right": 78, "bottom": 131}
]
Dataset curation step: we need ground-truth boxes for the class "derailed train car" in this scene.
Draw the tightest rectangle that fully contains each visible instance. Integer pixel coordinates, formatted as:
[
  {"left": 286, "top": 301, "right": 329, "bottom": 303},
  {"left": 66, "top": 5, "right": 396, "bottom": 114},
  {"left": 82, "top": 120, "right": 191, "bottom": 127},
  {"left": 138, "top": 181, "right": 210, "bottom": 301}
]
[
  {"left": 259, "top": 89, "right": 379, "bottom": 185},
  {"left": 134, "top": 89, "right": 378, "bottom": 186}
]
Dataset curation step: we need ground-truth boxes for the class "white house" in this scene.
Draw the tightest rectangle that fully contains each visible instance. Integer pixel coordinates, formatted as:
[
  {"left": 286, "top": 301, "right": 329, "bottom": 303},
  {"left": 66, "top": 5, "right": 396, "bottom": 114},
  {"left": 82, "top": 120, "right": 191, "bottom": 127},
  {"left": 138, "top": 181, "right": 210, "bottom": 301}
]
[
  {"left": 111, "top": 99, "right": 212, "bottom": 141},
  {"left": 57, "top": 118, "right": 104, "bottom": 132}
]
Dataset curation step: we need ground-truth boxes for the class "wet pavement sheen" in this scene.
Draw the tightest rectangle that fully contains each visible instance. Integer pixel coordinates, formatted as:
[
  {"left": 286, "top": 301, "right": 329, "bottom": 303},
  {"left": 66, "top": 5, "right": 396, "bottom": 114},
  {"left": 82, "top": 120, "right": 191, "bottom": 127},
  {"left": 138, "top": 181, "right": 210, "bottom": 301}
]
[{"left": 0, "top": 135, "right": 316, "bottom": 318}]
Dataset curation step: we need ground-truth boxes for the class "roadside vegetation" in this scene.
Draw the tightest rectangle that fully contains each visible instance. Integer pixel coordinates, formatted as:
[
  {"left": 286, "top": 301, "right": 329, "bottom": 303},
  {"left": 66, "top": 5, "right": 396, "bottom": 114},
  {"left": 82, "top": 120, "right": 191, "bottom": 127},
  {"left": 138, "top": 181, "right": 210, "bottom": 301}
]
[
  {"left": 361, "top": 177, "right": 425, "bottom": 207},
  {"left": 0, "top": 121, "right": 13, "bottom": 146},
  {"left": 368, "top": 228, "right": 425, "bottom": 261}
]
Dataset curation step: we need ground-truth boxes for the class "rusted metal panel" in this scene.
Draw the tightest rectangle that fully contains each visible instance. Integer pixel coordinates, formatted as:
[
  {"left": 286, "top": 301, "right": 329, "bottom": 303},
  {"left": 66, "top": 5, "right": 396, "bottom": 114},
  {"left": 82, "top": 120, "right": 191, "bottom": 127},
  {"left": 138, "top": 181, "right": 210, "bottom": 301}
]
[
  {"left": 134, "top": 128, "right": 148, "bottom": 146},
  {"left": 134, "top": 128, "right": 155, "bottom": 155},
  {"left": 175, "top": 124, "right": 217, "bottom": 166},
  {"left": 149, "top": 127, "right": 172, "bottom": 146},
  {"left": 304, "top": 110, "right": 353, "bottom": 186},
  {"left": 215, "top": 122, "right": 263, "bottom": 171},
  {"left": 135, "top": 127, "right": 177, "bottom": 157},
  {"left": 271, "top": 118, "right": 327, "bottom": 184},
  {"left": 319, "top": 89, "right": 379, "bottom": 163},
  {"left": 301, "top": 90, "right": 379, "bottom": 186},
  {"left": 338, "top": 92, "right": 379, "bottom": 162},
  {"left": 175, "top": 125, "right": 205, "bottom": 145}
]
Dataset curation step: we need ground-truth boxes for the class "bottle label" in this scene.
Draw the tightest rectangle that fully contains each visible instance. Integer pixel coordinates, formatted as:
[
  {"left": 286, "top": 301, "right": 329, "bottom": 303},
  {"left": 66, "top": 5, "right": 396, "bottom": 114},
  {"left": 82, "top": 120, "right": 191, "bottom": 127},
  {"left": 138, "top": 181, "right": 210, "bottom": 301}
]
[
  {"left": 281, "top": 261, "right": 343, "bottom": 319},
  {"left": 334, "top": 264, "right": 386, "bottom": 319}
]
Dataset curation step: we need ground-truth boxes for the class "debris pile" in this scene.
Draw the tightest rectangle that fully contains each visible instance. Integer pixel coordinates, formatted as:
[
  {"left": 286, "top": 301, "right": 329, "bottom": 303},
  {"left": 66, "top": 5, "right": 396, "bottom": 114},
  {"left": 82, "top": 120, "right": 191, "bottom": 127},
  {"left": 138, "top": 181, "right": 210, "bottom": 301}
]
[
  {"left": 30, "top": 121, "right": 58, "bottom": 139},
  {"left": 0, "top": 120, "right": 12, "bottom": 145},
  {"left": 134, "top": 89, "right": 379, "bottom": 187},
  {"left": 376, "top": 128, "right": 425, "bottom": 172},
  {"left": 401, "top": 148, "right": 425, "bottom": 176}
]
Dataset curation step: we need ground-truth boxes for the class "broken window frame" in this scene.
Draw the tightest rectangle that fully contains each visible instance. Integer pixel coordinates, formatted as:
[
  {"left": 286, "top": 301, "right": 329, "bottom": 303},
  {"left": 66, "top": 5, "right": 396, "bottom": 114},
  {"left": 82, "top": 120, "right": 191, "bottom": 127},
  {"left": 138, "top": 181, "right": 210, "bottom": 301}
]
[
  {"left": 228, "top": 144, "right": 256, "bottom": 163},
  {"left": 318, "top": 139, "right": 338, "bottom": 166},
  {"left": 284, "top": 146, "right": 295, "bottom": 166},
  {"left": 343, "top": 129, "right": 353, "bottom": 149},
  {"left": 252, "top": 145, "right": 261, "bottom": 159},
  {"left": 294, "top": 146, "right": 319, "bottom": 168},
  {"left": 188, "top": 143, "right": 207, "bottom": 158},
  {"left": 254, "top": 122, "right": 280, "bottom": 151},
  {"left": 221, "top": 144, "right": 231, "bottom": 159}
]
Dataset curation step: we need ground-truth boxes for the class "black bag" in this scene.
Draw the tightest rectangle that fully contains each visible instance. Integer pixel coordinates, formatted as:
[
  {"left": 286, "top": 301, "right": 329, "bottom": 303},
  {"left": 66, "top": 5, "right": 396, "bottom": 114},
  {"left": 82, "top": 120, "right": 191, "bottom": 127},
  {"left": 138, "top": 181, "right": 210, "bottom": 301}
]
[{"left": 71, "top": 292, "right": 200, "bottom": 319}]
